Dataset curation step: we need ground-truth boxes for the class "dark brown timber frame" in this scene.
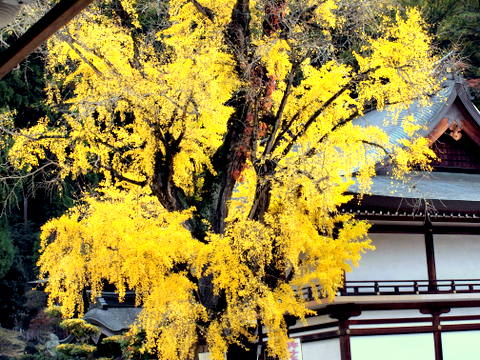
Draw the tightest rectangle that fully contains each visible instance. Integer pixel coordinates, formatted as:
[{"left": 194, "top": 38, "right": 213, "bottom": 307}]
[
  {"left": 0, "top": 0, "right": 95, "bottom": 79},
  {"left": 291, "top": 301, "right": 480, "bottom": 360},
  {"left": 295, "top": 203, "right": 480, "bottom": 359}
]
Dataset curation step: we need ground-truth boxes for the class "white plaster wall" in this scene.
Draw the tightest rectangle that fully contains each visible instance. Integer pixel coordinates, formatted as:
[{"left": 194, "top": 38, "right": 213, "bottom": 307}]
[
  {"left": 440, "top": 307, "right": 480, "bottom": 326},
  {"left": 442, "top": 331, "right": 480, "bottom": 359},
  {"left": 434, "top": 235, "right": 480, "bottom": 279},
  {"left": 350, "top": 334, "right": 435, "bottom": 360},
  {"left": 350, "top": 309, "right": 430, "bottom": 329},
  {"left": 351, "top": 309, "right": 429, "bottom": 320},
  {"left": 346, "top": 233, "right": 427, "bottom": 281},
  {"left": 302, "top": 339, "right": 340, "bottom": 360}
]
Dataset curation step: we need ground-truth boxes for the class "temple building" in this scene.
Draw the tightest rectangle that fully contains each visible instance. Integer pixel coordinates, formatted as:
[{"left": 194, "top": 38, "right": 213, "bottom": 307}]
[{"left": 293, "top": 77, "right": 480, "bottom": 360}]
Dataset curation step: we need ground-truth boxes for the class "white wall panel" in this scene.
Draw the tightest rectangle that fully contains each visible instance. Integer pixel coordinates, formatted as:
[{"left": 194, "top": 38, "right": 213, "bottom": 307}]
[
  {"left": 434, "top": 235, "right": 480, "bottom": 279},
  {"left": 351, "top": 309, "right": 428, "bottom": 320},
  {"left": 350, "top": 309, "right": 430, "bottom": 329},
  {"left": 442, "top": 331, "right": 480, "bottom": 359},
  {"left": 350, "top": 334, "right": 435, "bottom": 360},
  {"left": 440, "top": 306, "right": 480, "bottom": 326},
  {"left": 302, "top": 339, "right": 340, "bottom": 360},
  {"left": 346, "top": 234, "right": 427, "bottom": 281}
]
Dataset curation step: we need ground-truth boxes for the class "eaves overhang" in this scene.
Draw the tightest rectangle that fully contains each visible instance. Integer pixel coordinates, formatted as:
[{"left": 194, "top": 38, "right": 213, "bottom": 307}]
[
  {"left": 342, "top": 193, "right": 480, "bottom": 223},
  {"left": 0, "top": 0, "right": 94, "bottom": 79}
]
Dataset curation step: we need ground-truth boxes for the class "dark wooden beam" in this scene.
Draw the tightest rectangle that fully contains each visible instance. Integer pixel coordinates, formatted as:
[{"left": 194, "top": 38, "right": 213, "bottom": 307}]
[
  {"left": 0, "top": 0, "right": 95, "bottom": 79},
  {"left": 300, "top": 330, "right": 339, "bottom": 343},
  {"left": 370, "top": 224, "right": 480, "bottom": 235},
  {"left": 350, "top": 325, "right": 432, "bottom": 336},
  {"left": 316, "top": 300, "right": 480, "bottom": 315},
  {"left": 433, "top": 313, "right": 444, "bottom": 360},
  {"left": 338, "top": 318, "right": 352, "bottom": 360},
  {"left": 288, "top": 321, "right": 339, "bottom": 335}
]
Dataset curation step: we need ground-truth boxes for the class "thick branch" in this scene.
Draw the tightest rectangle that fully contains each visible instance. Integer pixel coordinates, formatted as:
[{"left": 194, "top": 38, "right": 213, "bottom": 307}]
[
  {"left": 209, "top": 0, "right": 252, "bottom": 234},
  {"left": 150, "top": 138, "right": 188, "bottom": 212},
  {"left": 61, "top": 31, "right": 121, "bottom": 77},
  {"left": 274, "top": 66, "right": 380, "bottom": 159},
  {"left": 112, "top": 2, "right": 146, "bottom": 75},
  {"left": 191, "top": 0, "right": 215, "bottom": 22},
  {"left": 226, "top": 0, "right": 251, "bottom": 73},
  {"left": 99, "top": 164, "right": 147, "bottom": 187}
]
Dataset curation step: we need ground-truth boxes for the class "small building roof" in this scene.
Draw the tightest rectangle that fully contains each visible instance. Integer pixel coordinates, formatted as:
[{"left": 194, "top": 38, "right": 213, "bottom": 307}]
[{"left": 84, "top": 307, "right": 141, "bottom": 337}]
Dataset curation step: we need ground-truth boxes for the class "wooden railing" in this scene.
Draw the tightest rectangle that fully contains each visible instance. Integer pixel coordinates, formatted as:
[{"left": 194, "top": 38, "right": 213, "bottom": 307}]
[
  {"left": 85, "top": 280, "right": 480, "bottom": 307},
  {"left": 300, "top": 279, "right": 480, "bottom": 301}
]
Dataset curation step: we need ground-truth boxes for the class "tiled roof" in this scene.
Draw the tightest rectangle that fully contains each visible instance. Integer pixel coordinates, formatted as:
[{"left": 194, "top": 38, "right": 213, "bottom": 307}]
[
  {"left": 350, "top": 172, "right": 480, "bottom": 202},
  {"left": 352, "top": 81, "right": 456, "bottom": 146},
  {"left": 84, "top": 307, "right": 141, "bottom": 336},
  {"left": 350, "top": 79, "right": 480, "bottom": 203}
]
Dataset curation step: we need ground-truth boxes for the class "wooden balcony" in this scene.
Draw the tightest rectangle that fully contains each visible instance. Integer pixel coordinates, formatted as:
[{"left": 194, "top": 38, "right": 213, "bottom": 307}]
[{"left": 300, "top": 279, "right": 480, "bottom": 301}]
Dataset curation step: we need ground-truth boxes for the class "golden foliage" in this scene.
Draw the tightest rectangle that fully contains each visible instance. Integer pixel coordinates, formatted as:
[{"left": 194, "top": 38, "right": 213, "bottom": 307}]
[{"left": 5, "top": 1, "right": 440, "bottom": 359}]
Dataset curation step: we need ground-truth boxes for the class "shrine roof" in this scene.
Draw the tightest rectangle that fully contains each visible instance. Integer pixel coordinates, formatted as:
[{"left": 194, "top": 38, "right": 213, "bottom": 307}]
[
  {"left": 350, "top": 172, "right": 480, "bottom": 202},
  {"left": 352, "top": 81, "right": 456, "bottom": 145},
  {"left": 349, "top": 78, "right": 480, "bottom": 215}
]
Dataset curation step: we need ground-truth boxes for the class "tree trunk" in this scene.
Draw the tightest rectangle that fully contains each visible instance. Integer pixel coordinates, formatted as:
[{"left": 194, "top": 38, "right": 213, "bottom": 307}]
[{"left": 226, "top": 340, "right": 259, "bottom": 360}]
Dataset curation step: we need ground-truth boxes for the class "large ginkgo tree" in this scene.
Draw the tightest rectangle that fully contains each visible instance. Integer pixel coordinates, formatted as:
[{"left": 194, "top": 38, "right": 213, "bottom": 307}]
[{"left": 3, "top": 0, "right": 438, "bottom": 358}]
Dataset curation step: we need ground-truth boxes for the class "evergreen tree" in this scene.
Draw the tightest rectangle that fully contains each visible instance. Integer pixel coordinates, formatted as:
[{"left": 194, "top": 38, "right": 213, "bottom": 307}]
[{"left": 401, "top": 0, "right": 480, "bottom": 102}]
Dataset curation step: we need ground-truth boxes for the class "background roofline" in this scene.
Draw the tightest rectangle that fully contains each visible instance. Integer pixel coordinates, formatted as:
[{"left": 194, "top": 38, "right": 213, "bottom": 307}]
[{"left": 0, "top": 0, "right": 94, "bottom": 79}]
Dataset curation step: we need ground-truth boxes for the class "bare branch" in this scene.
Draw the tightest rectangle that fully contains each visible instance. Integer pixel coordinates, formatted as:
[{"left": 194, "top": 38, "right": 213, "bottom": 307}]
[
  {"left": 57, "top": 33, "right": 104, "bottom": 77},
  {"left": 0, "top": 125, "right": 67, "bottom": 141},
  {"left": 0, "top": 161, "right": 58, "bottom": 181},
  {"left": 263, "top": 65, "right": 297, "bottom": 157},
  {"left": 279, "top": 82, "right": 353, "bottom": 158},
  {"left": 361, "top": 140, "right": 392, "bottom": 158}
]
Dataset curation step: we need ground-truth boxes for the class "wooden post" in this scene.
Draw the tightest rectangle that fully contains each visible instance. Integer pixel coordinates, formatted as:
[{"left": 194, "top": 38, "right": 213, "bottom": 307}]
[
  {"left": 424, "top": 216, "right": 437, "bottom": 293},
  {"left": 421, "top": 305, "right": 450, "bottom": 360},
  {"left": 328, "top": 304, "right": 361, "bottom": 360},
  {"left": 432, "top": 312, "right": 443, "bottom": 360},
  {"left": 338, "top": 318, "right": 352, "bottom": 360}
]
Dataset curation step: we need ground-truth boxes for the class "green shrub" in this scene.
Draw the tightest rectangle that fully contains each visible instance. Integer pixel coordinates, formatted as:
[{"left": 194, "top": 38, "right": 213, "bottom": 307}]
[
  {"left": 59, "top": 319, "right": 99, "bottom": 342},
  {"left": 56, "top": 344, "right": 96, "bottom": 357}
]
